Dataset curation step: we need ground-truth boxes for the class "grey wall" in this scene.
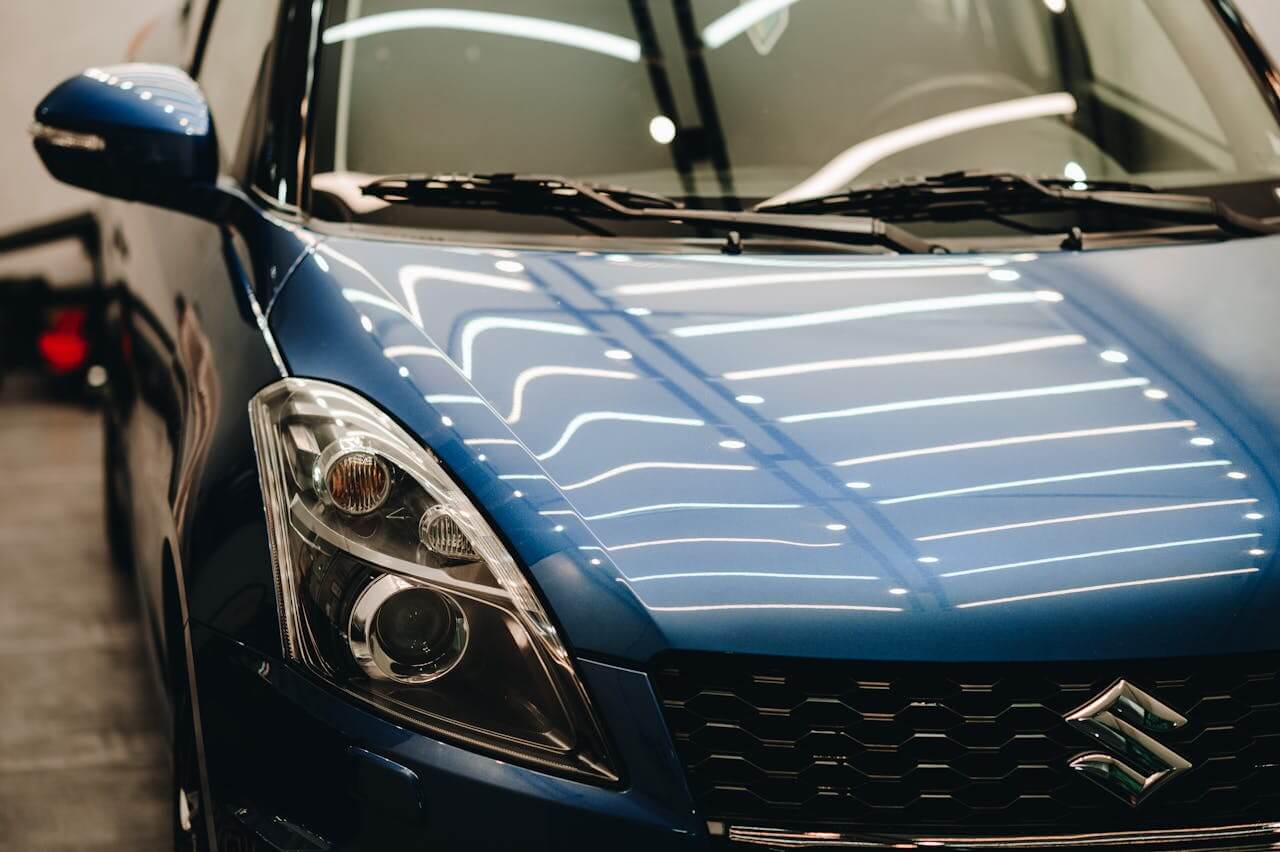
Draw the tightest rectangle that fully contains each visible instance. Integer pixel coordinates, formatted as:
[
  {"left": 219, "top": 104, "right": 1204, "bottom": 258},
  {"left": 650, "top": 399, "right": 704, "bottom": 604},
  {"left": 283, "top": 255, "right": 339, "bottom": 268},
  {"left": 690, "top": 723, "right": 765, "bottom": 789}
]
[{"left": 0, "top": 1, "right": 175, "bottom": 283}]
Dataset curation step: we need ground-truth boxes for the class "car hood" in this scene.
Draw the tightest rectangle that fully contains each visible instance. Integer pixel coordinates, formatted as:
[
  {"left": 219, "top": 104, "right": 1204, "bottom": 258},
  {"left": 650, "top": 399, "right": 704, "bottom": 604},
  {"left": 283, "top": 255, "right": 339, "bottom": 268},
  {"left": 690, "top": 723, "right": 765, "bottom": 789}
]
[{"left": 270, "top": 233, "right": 1280, "bottom": 664}]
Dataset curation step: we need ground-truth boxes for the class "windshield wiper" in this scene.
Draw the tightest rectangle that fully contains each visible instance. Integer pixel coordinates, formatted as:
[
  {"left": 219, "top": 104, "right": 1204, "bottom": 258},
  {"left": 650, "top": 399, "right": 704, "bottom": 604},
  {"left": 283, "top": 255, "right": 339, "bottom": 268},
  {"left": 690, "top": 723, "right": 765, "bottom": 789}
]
[
  {"left": 361, "top": 173, "right": 933, "bottom": 253},
  {"left": 756, "top": 170, "right": 1280, "bottom": 241}
]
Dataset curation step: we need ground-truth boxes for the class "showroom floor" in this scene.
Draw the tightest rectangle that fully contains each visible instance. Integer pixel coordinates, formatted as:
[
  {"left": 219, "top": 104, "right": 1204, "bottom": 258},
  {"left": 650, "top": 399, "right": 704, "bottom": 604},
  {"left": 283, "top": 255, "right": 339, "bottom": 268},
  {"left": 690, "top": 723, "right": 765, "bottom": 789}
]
[{"left": 0, "top": 378, "right": 168, "bottom": 851}]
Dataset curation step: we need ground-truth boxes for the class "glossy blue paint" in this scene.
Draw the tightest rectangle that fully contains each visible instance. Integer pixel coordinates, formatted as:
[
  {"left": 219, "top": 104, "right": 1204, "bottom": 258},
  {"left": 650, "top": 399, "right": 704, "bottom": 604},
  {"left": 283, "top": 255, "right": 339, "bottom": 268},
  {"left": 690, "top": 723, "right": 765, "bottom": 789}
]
[
  {"left": 191, "top": 625, "right": 702, "bottom": 849},
  {"left": 32, "top": 63, "right": 217, "bottom": 211},
  {"left": 270, "top": 234, "right": 1280, "bottom": 665}
]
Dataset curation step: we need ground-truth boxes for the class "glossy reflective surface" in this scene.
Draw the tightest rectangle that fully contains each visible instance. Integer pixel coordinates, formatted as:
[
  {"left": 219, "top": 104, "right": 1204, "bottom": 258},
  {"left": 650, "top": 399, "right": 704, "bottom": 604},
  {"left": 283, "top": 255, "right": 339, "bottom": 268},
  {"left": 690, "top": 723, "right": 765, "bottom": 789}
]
[
  {"left": 271, "top": 234, "right": 1280, "bottom": 664},
  {"left": 310, "top": 0, "right": 1280, "bottom": 220},
  {"left": 33, "top": 64, "right": 216, "bottom": 207}
]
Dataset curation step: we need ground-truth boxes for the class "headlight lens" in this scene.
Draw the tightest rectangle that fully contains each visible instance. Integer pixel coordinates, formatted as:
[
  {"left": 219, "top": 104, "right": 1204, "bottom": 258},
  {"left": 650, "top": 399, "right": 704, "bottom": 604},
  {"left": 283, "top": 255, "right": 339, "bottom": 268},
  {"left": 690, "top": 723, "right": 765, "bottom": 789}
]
[{"left": 249, "top": 378, "right": 616, "bottom": 782}]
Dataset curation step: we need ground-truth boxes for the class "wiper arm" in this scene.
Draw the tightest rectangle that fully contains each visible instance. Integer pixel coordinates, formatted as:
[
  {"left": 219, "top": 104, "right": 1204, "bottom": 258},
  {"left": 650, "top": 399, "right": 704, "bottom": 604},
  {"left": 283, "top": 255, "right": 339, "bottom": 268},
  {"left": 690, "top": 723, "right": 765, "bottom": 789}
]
[
  {"left": 361, "top": 173, "right": 933, "bottom": 253},
  {"left": 757, "top": 170, "right": 1280, "bottom": 238}
]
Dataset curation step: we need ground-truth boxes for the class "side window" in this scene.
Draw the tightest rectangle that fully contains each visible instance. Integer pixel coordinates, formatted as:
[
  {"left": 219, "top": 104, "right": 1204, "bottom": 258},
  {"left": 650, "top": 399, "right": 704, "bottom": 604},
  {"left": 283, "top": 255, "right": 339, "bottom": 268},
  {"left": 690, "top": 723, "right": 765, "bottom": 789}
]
[{"left": 197, "top": 0, "right": 282, "bottom": 171}]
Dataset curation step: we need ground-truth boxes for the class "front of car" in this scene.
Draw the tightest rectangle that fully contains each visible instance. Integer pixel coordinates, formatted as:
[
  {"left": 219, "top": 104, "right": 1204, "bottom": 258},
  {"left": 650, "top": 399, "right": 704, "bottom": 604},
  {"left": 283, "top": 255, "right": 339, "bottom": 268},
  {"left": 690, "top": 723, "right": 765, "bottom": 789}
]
[{"left": 199, "top": 1, "right": 1280, "bottom": 849}]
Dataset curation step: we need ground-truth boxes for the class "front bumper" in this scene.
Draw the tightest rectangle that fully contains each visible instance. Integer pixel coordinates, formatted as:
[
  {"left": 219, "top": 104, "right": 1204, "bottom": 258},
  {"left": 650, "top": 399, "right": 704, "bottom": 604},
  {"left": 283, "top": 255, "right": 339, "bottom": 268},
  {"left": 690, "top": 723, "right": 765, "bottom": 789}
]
[
  {"left": 190, "top": 623, "right": 701, "bottom": 851},
  {"left": 192, "top": 623, "right": 1280, "bottom": 852},
  {"left": 723, "top": 823, "right": 1280, "bottom": 851}
]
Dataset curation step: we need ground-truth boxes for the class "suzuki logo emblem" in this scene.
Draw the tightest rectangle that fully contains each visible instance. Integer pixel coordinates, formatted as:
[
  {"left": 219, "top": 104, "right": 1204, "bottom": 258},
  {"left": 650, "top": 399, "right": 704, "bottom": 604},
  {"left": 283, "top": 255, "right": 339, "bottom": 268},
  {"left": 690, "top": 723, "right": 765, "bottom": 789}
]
[{"left": 1066, "top": 680, "right": 1192, "bottom": 806}]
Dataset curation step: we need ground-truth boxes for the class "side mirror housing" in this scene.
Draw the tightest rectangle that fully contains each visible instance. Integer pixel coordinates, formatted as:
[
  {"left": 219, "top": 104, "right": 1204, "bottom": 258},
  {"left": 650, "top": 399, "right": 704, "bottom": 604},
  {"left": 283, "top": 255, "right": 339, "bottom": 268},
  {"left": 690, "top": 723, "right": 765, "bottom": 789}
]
[{"left": 32, "top": 64, "right": 220, "bottom": 217}]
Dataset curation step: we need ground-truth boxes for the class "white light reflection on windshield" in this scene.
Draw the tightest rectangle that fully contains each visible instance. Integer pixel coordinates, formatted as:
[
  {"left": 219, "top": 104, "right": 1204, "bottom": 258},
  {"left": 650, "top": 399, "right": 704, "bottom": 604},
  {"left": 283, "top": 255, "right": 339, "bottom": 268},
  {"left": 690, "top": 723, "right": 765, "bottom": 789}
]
[{"left": 323, "top": 9, "right": 643, "bottom": 61}]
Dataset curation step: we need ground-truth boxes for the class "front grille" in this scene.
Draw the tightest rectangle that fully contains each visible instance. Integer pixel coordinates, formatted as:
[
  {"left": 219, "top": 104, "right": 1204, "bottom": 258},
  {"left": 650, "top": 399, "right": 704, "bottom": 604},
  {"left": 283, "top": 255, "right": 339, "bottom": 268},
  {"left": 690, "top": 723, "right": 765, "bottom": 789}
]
[{"left": 652, "top": 653, "right": 1280, "bottom": 832}]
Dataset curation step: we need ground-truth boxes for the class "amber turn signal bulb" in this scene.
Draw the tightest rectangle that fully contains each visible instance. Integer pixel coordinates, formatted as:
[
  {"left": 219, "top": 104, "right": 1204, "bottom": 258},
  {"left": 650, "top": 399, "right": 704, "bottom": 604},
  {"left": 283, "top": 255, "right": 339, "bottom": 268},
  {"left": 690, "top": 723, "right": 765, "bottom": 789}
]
[{"left": 324, "top": 451, "right": 390, "bottom": 515}]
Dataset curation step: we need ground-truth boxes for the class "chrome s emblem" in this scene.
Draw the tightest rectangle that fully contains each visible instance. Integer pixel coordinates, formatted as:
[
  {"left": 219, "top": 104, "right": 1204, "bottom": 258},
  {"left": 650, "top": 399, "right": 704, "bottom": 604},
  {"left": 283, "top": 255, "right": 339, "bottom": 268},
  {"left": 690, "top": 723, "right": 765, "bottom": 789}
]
[{"left": 1065, "top": 680, "right": 1192, "bottom": 806}]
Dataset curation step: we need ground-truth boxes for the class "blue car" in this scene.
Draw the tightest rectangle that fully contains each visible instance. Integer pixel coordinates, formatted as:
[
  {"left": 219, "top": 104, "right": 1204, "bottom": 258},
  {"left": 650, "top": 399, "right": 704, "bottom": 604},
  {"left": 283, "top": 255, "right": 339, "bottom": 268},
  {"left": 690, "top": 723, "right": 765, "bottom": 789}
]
[{"left": 31, "top": 0, "right": 1280, "bottom": 849}]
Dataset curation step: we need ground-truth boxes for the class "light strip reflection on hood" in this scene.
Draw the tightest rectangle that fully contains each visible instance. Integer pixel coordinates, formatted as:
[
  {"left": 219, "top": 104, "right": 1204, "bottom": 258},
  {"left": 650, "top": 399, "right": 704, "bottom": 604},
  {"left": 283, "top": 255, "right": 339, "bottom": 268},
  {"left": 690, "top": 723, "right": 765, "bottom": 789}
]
[
  {"left": 642, "top": 603, "right": 903, "bottom": 613},
  {"left": 506, "top": 366, "right": 637, "bottom": 424},
  {"left": 606, "top": 537, "right": 843, "bottom": 552},
  {"left": 342, "top": 288, "right": 414, "bottom": 320},
  {"left": 728, "top": 334, "right": 1086, "bottom": 381},
  {"left": 955, "top": 568, "right": 1259, "bottom": 609},
  {"left": 459, "top": 317, "right": 588, "bottom": 378},
  {"left": 615, "top": 263, "right": 992, "bottom": 297},
  {"left": 783, "top": 377, "right": 1149, "bottom": 425},
  {"left": 583, "top": 502, "right": 802, "bottom": 521},
  {"left": 401, "top": 263, "right": 533, "bottom": 294},
  {"left": 322, "top": 10, "right": 643, "bottom": 62},
  {"left": 919, "top": 498, "right": 1260, "bottom": 542},
  {"left": 672, "top": 291, "right": 1056, "bottom": 338},
  {"left": 942, "top": 533, "right": 1262, "bottom": 579},
  {"left": 424, "top": 394, "right": 486, "bottom": 404},
  {"left": 879, "top": 459, "right": 1231, "bottom": 505},
  {"left": 836, "top": 420, "right": 1195, "bottom": 467},
  {"left": 399, "top": 265, "right": 534, "bottom": 332},
  {"left": 561, "top": 461, "right": 756, "bottom": 491},
  {"left": 628, "top": 571, "right": 874, "bottom": 582},
  {"left": 383, "top": 344, "right": 446, "bottom": 360},
  {"left": 536, "top": 411, "right": 704, "bottom": 460}
]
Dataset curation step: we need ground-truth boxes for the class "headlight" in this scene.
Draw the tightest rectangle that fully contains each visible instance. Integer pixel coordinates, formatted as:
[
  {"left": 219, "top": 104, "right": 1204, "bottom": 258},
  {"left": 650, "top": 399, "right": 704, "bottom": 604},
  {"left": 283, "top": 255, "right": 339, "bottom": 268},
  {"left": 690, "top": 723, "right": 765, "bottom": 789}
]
[{"left": 249, "top": 378, "right": 617, "bottom": 782}]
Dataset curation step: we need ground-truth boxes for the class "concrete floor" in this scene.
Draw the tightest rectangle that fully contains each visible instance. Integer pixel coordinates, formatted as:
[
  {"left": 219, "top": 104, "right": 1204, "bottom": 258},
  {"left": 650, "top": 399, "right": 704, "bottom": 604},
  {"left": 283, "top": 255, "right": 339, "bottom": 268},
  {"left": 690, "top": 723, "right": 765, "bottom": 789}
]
[{"left": 0, "top": 377, "right": 169, "bottom": 851}]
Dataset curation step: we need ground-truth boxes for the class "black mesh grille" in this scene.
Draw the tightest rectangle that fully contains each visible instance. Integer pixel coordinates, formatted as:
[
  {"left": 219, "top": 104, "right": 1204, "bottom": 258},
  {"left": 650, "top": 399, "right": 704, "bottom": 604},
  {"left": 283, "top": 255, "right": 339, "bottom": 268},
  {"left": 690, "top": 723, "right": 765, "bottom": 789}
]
[{"left": 652, "top": 652, "right": 1280, "bottom": 832}]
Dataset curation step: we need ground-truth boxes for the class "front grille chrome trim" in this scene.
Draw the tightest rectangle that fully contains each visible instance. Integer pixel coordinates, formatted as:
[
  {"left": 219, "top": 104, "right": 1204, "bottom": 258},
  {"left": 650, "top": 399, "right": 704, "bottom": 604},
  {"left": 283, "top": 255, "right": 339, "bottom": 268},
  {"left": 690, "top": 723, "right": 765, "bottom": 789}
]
[{"left": 727, "top": 821, "right": 1280, "bottom": 850}]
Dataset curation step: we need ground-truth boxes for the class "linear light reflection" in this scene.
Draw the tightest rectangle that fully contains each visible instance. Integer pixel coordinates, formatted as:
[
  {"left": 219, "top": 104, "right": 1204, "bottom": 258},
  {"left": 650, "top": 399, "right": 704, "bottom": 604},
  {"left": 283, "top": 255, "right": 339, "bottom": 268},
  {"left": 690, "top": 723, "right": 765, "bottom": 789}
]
[
  {"left": 383, "top": 344, "right": 446, "bottom": 360},
  {"left": 402, "top": 263, "right": 533, "bottom": 294},
  {"left": 605, "top": 537, "right": 843, "bottom": 552},
  {"left": 941, "top": 533, "right": 1262, "bottom": 579},
  {"left": 672, "top": 291, "right": 1055, "bottom": 338},
  {"left": 835, "top": 420, "right": 1195, "bottom": 467},
  {"left": 399, "top": 265, "right": 533, "bottom": 328},
  {"left": 423, "top": 394, "right": 486, "bottom": 404},
  {"left": 919, "top": 498, "right": 1260, "bottom": 542},
  {"left": 464, "top": 438, "right": 519, "bottom": 446},
  {"left": 459, "top": 317, "right": 588, "bottom": 378},
  {"left": 783, "top": 377, "right": 1149, "bottom": 425},
  {"left": 642, "top": 602, "right": 903, "bottom": 613},
  {"left": 614, "top": 264, "right": 992, "bottom": 297},
  {"left": 342, "top": 288, "right": 414, "bottom": 319},
  {"left": 322, "top": 10, "right": 643, "bottom": 62},
  {"left": 956, "top": 568, "right": 1259, "bottom": 609},
  {"left": 506, "top": 366, "right": 636, "bottom": 424},
  {"left": 583, "top": 502, "right": 802, "bottom": 521},
  {"left": 701, "top": 0, "right": 804, "bottom": 48},
  {"left": 764, "top": 92, "right": 1078, "bottom": 207},
  {"left": 727, "top": 334, "right": 1085, "bottom": 381},
  {"left": 628, "top": 571, "right": 874, "bottom": 582},
  {"left": 536, "top": 411, "right": 703, "bottom": 460},
  {"left": 880, "top": 459, "right": 1231, "bottom": 505},
  {"left": 561, "top": 461, "right": 756, "bottom": 491}
]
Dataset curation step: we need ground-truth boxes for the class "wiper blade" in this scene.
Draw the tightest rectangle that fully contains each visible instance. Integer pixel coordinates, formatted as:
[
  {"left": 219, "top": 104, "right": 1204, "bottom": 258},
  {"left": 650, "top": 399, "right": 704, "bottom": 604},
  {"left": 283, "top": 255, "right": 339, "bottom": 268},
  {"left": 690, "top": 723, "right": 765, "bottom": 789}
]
[
  {"left": 361, "top": 173, "right": 933, "bottom": 253},
  {"left": 757, "top": 170, "right": 1280, "bottom": 238},
  {"left": 363, "top": 172, "right": 685, "bottom": 214}
]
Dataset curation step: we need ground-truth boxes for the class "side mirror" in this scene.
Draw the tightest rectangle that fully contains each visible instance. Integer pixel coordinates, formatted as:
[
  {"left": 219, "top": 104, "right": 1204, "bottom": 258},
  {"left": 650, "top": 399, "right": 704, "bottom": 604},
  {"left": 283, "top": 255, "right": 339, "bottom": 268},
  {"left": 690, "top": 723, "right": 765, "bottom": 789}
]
[{"left": 31, "top": 64, "right": 220, "bottom": 218}]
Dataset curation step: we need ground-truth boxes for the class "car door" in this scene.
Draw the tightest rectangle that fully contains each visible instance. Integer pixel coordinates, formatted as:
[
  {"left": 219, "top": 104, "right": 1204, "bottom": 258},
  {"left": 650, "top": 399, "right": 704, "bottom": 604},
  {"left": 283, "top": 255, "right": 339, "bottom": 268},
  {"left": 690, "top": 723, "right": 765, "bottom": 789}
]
[{"left": 101, "top": 0, "right": 290, "bottom": 702}]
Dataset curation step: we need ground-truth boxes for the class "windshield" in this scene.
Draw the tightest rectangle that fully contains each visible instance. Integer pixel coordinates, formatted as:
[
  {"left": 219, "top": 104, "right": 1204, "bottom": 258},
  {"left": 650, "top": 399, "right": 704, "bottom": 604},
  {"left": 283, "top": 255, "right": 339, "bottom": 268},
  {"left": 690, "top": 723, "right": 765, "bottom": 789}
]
[{"left": 308, "top": 0, "right": 1280, "bottom": 239}]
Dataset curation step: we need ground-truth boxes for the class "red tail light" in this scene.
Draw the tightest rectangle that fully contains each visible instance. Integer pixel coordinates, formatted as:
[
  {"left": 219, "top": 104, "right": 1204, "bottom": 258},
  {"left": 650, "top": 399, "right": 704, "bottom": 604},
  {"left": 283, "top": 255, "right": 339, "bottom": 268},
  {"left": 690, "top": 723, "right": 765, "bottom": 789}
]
[{"left": 37, "top": 308, "right": 89, "bottom": 374}]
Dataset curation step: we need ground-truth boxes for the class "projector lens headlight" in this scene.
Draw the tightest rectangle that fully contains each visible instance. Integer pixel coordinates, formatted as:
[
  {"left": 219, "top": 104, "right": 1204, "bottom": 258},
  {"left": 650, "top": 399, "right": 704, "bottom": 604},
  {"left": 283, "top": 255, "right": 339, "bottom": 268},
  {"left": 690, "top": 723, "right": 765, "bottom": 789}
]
[{"left": 249, "top": 378, "right": 616, "bottom": 782}]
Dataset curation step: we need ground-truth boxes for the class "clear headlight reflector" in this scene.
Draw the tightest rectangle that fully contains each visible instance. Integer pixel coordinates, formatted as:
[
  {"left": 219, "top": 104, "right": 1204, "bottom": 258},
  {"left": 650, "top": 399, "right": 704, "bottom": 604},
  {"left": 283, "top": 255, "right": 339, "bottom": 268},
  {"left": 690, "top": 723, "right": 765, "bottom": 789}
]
[{"left": 249, "top": 378, "right": 616, "bottom": 781}]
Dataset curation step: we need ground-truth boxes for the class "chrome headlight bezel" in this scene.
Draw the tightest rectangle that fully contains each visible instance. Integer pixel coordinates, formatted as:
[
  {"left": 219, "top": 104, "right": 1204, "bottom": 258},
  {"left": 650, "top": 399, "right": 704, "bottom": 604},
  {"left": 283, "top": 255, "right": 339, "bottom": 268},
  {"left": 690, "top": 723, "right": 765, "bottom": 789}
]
[{"left": 249, "top": 378, "right": 617, "bottom": 782}]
